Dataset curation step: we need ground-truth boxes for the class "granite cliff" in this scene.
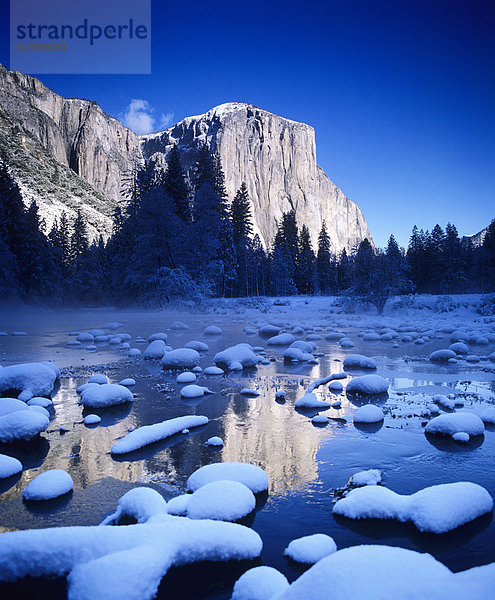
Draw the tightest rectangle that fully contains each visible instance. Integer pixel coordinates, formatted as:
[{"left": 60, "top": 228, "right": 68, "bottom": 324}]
[{"left": 0, "top": 65, "right": 372, "bottom": 250}]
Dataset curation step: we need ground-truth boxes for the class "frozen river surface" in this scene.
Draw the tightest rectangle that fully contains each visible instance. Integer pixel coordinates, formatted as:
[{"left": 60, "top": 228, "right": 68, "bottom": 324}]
[{"left": 1, "top": 297, "right": 495, "bottom": 598}]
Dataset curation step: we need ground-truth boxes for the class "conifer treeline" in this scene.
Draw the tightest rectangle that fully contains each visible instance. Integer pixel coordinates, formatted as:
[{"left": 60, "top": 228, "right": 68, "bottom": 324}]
[{"left": 0, "top": 147, "right": 494, "bottom": 305}]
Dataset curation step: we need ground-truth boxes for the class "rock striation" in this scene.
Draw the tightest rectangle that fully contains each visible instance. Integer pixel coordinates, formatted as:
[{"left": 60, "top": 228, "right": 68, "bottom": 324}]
[{"left": 0, "top": 65, "right": 372, "bottom": 250}]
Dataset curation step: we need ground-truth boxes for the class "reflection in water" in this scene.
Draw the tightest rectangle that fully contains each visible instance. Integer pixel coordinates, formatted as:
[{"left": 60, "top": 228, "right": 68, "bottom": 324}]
[{"left": 220, "top": 390, "right": 330, "bottom": 494}]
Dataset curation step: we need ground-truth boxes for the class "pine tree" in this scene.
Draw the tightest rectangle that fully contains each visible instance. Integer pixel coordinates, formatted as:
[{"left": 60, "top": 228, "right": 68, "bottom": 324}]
[
  {"left": 443, "top": 223, "right": 464, "bottom": 293},
  {"left": 316, "top": 220, "right": 333, "bottom": 294},
  {"left": 296, "top": 224, "right": 315, "bottom": 294},
  {"left": 71, "top": 209, "right": 89, "bottom": 262},
  {"left": 163, "top": 145, "right": 191, "bottom": 221},
  {"left": 231, "top": 182, "right": 253, "bottom": 244}
]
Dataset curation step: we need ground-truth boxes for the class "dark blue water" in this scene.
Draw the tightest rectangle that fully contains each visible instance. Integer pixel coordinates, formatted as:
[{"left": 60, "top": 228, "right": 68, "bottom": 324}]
[{"left": 1, "top": 306, "right": 495, "bottom": 599}]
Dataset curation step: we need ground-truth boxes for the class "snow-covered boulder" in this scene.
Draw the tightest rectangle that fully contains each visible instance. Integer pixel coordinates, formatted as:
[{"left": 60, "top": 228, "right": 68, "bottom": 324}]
[
  {"left": 77, "top": 333, "right": 94, "bottom": 343},
  {"left": 23, "top": 469, "right": 73, "bottom": 501},
  {"left": 294, "top": 393, "right": 330, "bottom": 409},
  {"left": 284, "top": 534, "right": 337, "bottom": 564},
  {"left": 27, "top": 396, "right": 53, "bottom": 407},
  {"left": 346, "top": 375, "right": 388, "bottom": 396},
  {"left": 0, "top": 397, "right": 29, "bottom": 416},
  {"left": 449, "top": 342, "right": 469, "bottom": 355},
  {"left": 170, "top": 320, "right": 189, "bottom": 330},
  {"left": 231, "top": 566, "right": 289, "bottom": 600},
  {"left": 204, "top": 325, "right": 222, "bottom": 336},
  {"left": 425, "top": 412, "right": 484, "bottom": 439},
  {"left": 267, "top": 333, "right": 296, "bottom": 346},
  {"left": 214, "top": 344, "right": 258, "bottom": 370},
  {"left": 81, "top": 384, "right": 134, "bottom": 408},
  {"left": 312, "top": 414, "right": 329, "bottom": 425},
  {"left": 185, "top": 340, "right": 209, "bottom": 351},
  {"left": 111, "top": 415, "right": 208, "bottom": 454},
  {"left": 161, "top": 348, "right": 200, "bottom": 369},
  {"left": 83, "top": 414, "right": 101, "bottom": 425},
  {"left": 259, "top": 324, "right": 281, "bottom": 337},
  {"left": 101, "top": 487, "right": 167, "bottom": 525},
  {"left": 343, "top": 354, "right": 377, "bottom": 370},
  {"left": 333, "top": 481, "right": 493, "bottom": 533},
  {"left": 187, "top": 462, "right": 268, "bottom": 493},
  {"left": 240, "top": 388, "right": 260, "bottom": 396},
  {"left": 0, "top": 362, "right": 57, "bottom": 401},
  {"left": 429, "top": 349, "right": 457, "bottom": 362},
  {"left": 88, "top": 373, "right": 108, "bottom": 385},
  {"left": 271, "top": 545, "right": 452, "bottom": 600},
  {"left": 204, "top": 366, "right": 224, "bottom": 375},
  {"left": 180, "top": 385, "right": 213, "bottom": 398},
  {"left": 186, "top": 480, "right": 256, "bottom": 521},
  {"left": 207, "top": 436, "right": 224, "bottom": 447},
  {"left": 0, "top": 454, "right": 23, "bottom": 478},
  {"left": 0, "top": 409, "right": 50, "bottom": 443},
  {"left": 119, "top": 378, "right": 136, "bottom": 387},
  {"left": 143, "top": 340, "right": 167, "bottom": 360},
  {"left": 353, "top": 405, "right": 384, "bottom": 423},
  {"left": 350, "top": 469, "right": 382, "bottom": 486},
  {"left": 0, "top": 513, "right": 263, "bottom": 600},
  {"left": 176, "top": 371, "right": 197, "bottom": 384},
  {"left": 328, "top": 381, "right": 343, "bottom": 392},
  {"left": 147, "top": 332, "right": 168, "bottom": 343}
]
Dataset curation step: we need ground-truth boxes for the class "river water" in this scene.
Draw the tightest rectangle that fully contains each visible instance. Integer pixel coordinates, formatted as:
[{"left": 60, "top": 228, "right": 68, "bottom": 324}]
[{"left": 1, "top": 301, "right": 494, "bottom": 598}]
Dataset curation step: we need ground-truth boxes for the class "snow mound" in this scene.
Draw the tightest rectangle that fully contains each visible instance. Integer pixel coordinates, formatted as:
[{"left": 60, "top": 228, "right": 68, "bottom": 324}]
[
  {"left": 170, "top": 320, "right": 189, "bottom": 330},
  {"left": 267, "top": 333, "right": 296, "bottom": 346},
  {"left": 284, "top": 533, "right": 337, "bottom": 564},
  {"left": 425, "top": 412, "right": 484, "bottom": 438},
  {"left": 0, "top": 397, "right": 29, "bottom": 416},
  {"left": 312, "top": 414, "right": 329, "bottom": 425},
  {"left": 166, "top": 494, "right": 190, "bottom": 516},
  {"left": 479, "top": 408, "right": 495, "bottom": 424},
  {"left": 88, "top": 373, "right": 108, "bottom": 384},
  {"left": 0, "top": 515, "right": 262, "bottom": 600},
  {"left": 81, "top": 384, "right": 134, "bottom": 408},
  {"left": 204, "top": 366, "right": 224, "bottom": 375},
  {"left": 180, "top": 385, "right": 212, "bottom": 398},
  {"left": 101, "top": 487, "right": 167, "bottom": 525},
  {"left": 187, "top": 462, "right": 268, "bottom": 493},
  {"left": 231, "top": 566, "right": 289, "bottom": 600},
  {"left": 432, "top": 394, "right": 455, "bottom": 410},
  {"left": 143, "top": 340, "right": 167, "bottom": 359},
  {"left": 186, "top": 480, "right": 255, "bottom": 521},
  {"left": 429, "top": 349, "right": 457, "bottom": 362},
  {"left": 240, "top": 388, "right": 260, "bottom": 396},
  {"left": 0, "top": 453, "right": 23, "bottom": 478},
  {"left": 259, "top": 324, "right": 281, "bottom": 337},
  {"left": 0, "top": 362, "right": 57, "bottom": 401},
  {"left": 328, "top": 381, "right": 343, "bottom": 392},
  {"left": 27, "top": 396, "right": 53, "bottom": 407},
  {"left": 23, "top": 469, "right": 73, "bottom": 500},
  {"left": 353, "top": 405, "right": 384, "bottom": 423},
  {"left": 273, "top": 545, "right": 451, "bottom": 600},
  {"left": 147, "top": 332, "right": 168, "bottom": 342},
  {"left": 176, "top": 371, "right": 197, "bottom": 383},
  {"left": 294, "top": 392, "right": 330, "bottom": 409},
  {"left": 343, "top": 354, "right": 377, "bottom": 370},
  {"left": 214, "top": 344, "right": 258, "bottom": 369},
  {"left": 449, "top": 342, "right": 469, "bottom": 355},
  {"left": 161, "top": 348, "right": 200, "bottom": 369},
  {"left": 0, "top": 409, "right": 50, "bottom": 442},
  {"left": 111, "top": 415, "right": 208, "bottom": 454},
  {"left": 119, "top": 378, "right": 136, "bottom": 387},
  {"left": 185, "top": 340, "right": 209, "bottom": 351},
  {"left": 351, "top": 469, "right": 382, "bottom": 486},
  {"left": 333, "top": 481, "right": 493, "bottom": 533},
  {"left": 84, "top": 414, "right": 101, "bottom": 425},
  {"left": 204, "top": 325, "right": 222, "bottom": 336},
  {"left": 346, "top": 375, "right": 388, "bottom": 395},
  {"left": 207, "top": 436, "right": 224, "bottom": 447}
]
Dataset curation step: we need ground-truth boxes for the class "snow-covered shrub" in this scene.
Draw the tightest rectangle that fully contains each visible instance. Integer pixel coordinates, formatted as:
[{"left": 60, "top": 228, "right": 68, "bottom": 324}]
[{"left": 148, "top": 267, "right": 213, "bottom": 305}]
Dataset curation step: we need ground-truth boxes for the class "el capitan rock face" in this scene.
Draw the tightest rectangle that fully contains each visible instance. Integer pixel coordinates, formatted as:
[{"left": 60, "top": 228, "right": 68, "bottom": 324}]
[
  {"left": 142, "top": 103, "right": 372, "bottom": 251},
  {"left": 0, "top": 65, "right": 372, "bottom": 250}
]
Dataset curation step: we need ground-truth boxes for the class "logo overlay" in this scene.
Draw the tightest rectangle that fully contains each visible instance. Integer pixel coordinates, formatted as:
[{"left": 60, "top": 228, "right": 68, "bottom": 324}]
[{"left": 10, "top": 0, "right": 151, "bottom": 74}]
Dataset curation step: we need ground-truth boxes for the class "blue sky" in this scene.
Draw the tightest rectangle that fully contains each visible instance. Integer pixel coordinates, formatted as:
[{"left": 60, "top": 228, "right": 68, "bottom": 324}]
[{"left": 1, "top": 0, "right": 494, "bottom": 247}]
